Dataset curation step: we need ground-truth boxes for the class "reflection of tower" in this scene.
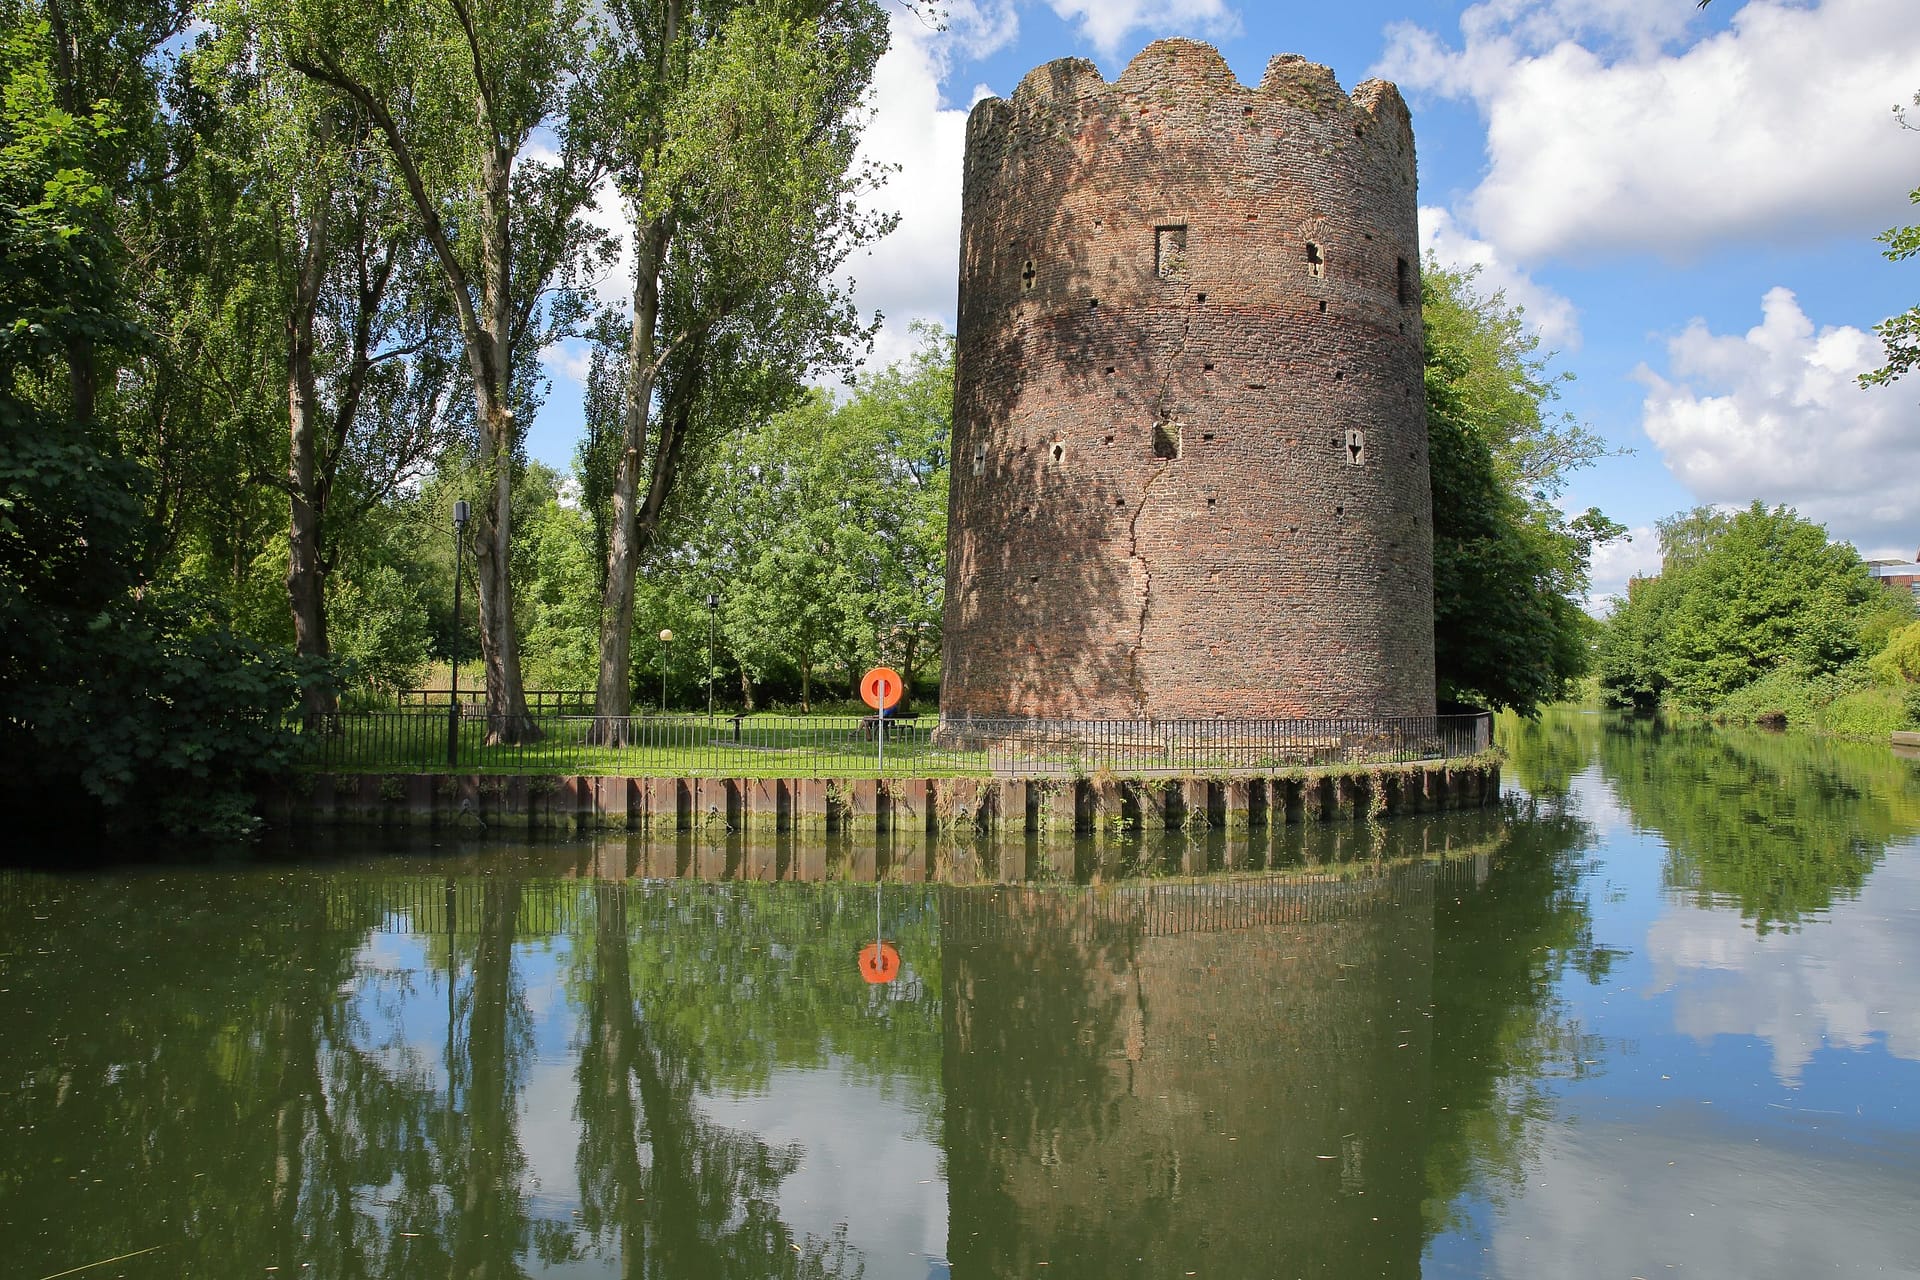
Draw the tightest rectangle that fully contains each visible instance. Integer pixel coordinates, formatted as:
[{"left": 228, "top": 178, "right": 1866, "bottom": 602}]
[
  {"left": 939, "top": 868, "right": 1440, "bottom": 1276},
  {"left": 941, "top": 39, "right": 1436, "bottom": 721}
]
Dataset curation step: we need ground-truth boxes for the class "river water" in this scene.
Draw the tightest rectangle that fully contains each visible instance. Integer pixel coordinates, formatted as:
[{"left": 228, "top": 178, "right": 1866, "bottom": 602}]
[{"left": 3, "top": 712, "right": 1918, "bottom": 1278}]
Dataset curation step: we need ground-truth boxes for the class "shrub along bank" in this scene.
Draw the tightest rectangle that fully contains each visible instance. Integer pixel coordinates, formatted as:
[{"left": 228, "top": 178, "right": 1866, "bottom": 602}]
[{"left": 1596, "top": 504, "right": 1920, "bottom": 740}]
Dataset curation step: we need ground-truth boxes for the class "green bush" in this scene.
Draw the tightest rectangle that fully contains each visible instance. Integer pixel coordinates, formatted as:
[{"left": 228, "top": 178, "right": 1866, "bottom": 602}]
[
  {"left": 1815, "top": 685, "right": 1911, "bottom": 739},
  {"left": 1713, "top": 667, "right": 1842, "bottom": 729}
]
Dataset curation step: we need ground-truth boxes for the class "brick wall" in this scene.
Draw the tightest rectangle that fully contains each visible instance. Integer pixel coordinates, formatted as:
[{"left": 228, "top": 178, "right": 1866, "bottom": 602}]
[{"left": 941, "top": 39, "right": 1437, "bottom": 719}]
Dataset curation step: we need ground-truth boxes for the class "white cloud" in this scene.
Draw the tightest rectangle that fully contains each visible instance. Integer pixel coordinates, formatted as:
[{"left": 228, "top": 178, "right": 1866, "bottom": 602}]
[
  {"left": 1419, "top": 205, "right": 1581, "bottom": 349},
  {"left": 1637, "top": 287, "right": 1920, "bottom": 558},
  {"left": 1584, "top": 523, "right": 1661, "bottom": 614},
  {"left": 1378, "top": 0, "right": 1920, "bottom": 260},
  {"left": 540, "top": 338, "right": 594, "bottom": 388},
  {"left": 1044, "top": 0, "right": 1241, "bottom": 60},
  {"left": 835, "top": 10, "right": 981, "bottom": 376}
]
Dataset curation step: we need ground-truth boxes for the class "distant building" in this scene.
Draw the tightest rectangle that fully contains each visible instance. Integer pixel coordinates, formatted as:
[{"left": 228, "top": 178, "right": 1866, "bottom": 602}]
[{"left": 1866, "top": 551, "right": 1920, "bottom": 601}]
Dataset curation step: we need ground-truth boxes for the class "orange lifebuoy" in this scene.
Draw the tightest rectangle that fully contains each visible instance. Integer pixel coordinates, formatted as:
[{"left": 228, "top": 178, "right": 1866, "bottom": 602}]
[
  {"left": 860, "top": 667, "right": 903, "bottom": 711},
  {"left": 858, "top": 941, "right": 901, "bottom": 984}
]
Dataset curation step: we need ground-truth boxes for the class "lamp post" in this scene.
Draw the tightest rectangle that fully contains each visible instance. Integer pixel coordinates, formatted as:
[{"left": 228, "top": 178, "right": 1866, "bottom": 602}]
[
  {"left": 705, "top": 593, "right": 717, "bottom": 722},
  {"left": 448, "top": 499, "right": 469, "bottom": 768},
  {"left": 658, "top": 628, "right": 674, "bottom": 712}
]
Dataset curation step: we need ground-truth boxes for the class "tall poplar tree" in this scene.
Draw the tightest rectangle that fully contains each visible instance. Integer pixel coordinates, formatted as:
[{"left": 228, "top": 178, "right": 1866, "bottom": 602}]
[
  {"left": 588, "top": 0, "right": 893, "bottom": 731},
  {"left": 275, "top": 0, "right": 609, "bottom": 740}
]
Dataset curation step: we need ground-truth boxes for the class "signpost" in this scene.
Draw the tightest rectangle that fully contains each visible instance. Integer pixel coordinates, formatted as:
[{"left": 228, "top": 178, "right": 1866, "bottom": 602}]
[
  {"left": 857, "top": 666, "right": 906, "bottom": 985},
  {"left": 859, "top": 665, "right": 903, "bottom": 775}
]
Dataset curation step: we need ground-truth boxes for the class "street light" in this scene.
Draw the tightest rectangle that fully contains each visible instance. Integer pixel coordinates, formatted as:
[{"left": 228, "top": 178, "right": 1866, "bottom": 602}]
[
  {"left": 659, "top": 628, "right": 674, "bottom": 712},
  {"left": 705, "top": 593, "right": 718, "bottom": 722},
  {"left": 448, "top": 499, "right": 470, "bottom": 768}
]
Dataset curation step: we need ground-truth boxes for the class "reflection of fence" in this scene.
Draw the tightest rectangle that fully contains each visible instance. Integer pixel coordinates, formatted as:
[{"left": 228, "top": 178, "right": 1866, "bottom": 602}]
[{"left": 297, "top": 711, "right": 1492, "bottom": 778}]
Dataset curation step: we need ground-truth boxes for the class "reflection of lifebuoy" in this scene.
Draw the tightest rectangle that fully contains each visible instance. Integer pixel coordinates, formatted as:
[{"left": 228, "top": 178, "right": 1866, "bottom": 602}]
[{"left": 858, "top": 941, "right": 900, "bottom": 984}]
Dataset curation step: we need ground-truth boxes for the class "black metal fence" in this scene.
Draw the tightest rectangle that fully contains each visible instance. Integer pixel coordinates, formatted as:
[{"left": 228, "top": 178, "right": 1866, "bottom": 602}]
[
  {"left": 392, "top": 688, "right": 595, "bottom": 715},
  {"left": 297, "top": 710, "right": 1492, "bottom": 778}
]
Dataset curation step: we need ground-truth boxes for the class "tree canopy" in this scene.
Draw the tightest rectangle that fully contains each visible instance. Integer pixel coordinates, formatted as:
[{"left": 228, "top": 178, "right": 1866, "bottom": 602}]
[{"left": 1423, "top": 262, "right": 1622, "bottom": 716}]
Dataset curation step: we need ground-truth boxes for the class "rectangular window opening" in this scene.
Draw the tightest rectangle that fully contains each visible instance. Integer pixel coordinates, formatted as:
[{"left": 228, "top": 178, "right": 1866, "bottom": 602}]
[{"left": 1156, "top": 225, "right": 1189, "bottom": 279}]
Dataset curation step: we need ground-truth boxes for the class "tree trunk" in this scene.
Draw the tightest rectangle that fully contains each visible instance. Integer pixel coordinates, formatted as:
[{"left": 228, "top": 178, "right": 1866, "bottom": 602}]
[
  {"left": 739, "top": 669, "right": 755, "bottom": 713},
  {"left": 592, "top": 217, "right": 669, "bottom": 738},
  {"left": 472, "top": 140, "right": 535, "bottom": 744},
  {"left": 286, "top": 156, "right": 336, "bottom": 718}
]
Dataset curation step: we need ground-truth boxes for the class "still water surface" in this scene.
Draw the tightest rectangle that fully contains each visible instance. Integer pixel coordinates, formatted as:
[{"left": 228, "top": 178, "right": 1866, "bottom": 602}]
[{"left": 3, "top": 713, "right": 1919, "bottom": 1278}]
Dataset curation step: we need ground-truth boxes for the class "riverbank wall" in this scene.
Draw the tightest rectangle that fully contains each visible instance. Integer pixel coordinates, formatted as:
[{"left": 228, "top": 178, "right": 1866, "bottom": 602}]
[{"left": 262, "top": 757, "right": 1501, "bottom": 834}]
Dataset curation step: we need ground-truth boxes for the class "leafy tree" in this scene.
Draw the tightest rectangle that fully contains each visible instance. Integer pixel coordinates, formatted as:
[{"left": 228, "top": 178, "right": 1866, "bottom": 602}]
[
  {"left": 677, "top": 327, "right": 951, "bottom": 711},
  {"left": 1598, "top": 502, "right": 1884, "bottom": 712},
  {"left": 1424, "top": 263, "right": 1621, "bottom": 714},
  {"left": 276, "top": 0, "right": 611, "bottom": 741},
  {"left": 588, "top": 0, "right": 895, "bottom": 728},
  {"left": 2, "top": 0, "right": 308, "bottom": 835},
  {"left": 1860, "top": 90, "right": 1920, "bottom": 388},
  {"left": 1869, "top": 618, "right": 1920, "bottom": 685}
]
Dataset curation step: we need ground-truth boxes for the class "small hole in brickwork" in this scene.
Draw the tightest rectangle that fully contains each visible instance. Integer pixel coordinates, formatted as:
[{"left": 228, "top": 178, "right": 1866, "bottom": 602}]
[
  {"left": 1399, "top": 321, "right": 1406, "bottom": 335},
  {"left": 1152, "top": 422, "right": 1181, "bottom": 460},
  {"left": 1104, "top": 433, "right": 1115, "bottom": 444},
  {"left": 1203, "top": 362, "right": 1215, "bottom": 372},
  {"left": 1288, "top": 525, "right": 1299, "bottom": 534},
  {"left": 1243, "top": 105, "right": 1254, "bottom": 117},
  {"left": 1306, "top": 242, "right": 1325, "bottom": 278},
  {"left": 1354, "top": 125, "right": 1364, "bottom": 139},
  {"left": 1319, "top": 300, "right": 1328, "bottom": 314},
  {"left": 1206, "top": 497, "right": 1217, "bottom": 508},
  {"left": 1105, "top": 365, "right": 1115, "bottom": 374},
  {"left": 1333, "top": 370, "right": 1344, "bottom": 381},
  {"left": 1028, "top": 574, "right": 1040, "bottom": 583},
  {"left": 1335, "top": 505, "right": 1344, "bottom": 516},
  {"left": 1246, "top": 213, "right": 1258, "bottom": 221},
  {"left": 1089, "top": 298, "right": 1098, "bottom": 310},
  {"left": 1050, "top": 441, "right": 1064, "bottom": 464},
  {"left": 1331, "top": 437, "right": 1341, "bottom": 447},
  {"left": 1247, "top": 382, "right": 1267, "bottom": 390},
  {"left": 1196, "top": 292, "right": 1207, "bottom": 303},
  {"left": 1202, "top": 432, "right": 1215, "bottom": 441},
  {"left": 1115, "top": 497, "right": 1125, "bottom": 507},
  {"left": 1023, "top": 506, "right": 1033, "bottom": 518}
]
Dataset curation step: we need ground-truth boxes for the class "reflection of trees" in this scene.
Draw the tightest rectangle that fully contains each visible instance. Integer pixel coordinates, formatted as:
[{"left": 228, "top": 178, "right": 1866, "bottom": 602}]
[
  {"left": 0, "top": 872, "right": 448, "bottom": 1279},
  {"left": 1419, "top": 801, "right": 1613, "bottom": 1234},
  {"left": 1595, "top": 718, "right": 1920, "bottom": 932},
  {"left": 1498, "top": 705, "right": 1604, "bottom": 800},
  {"left": 569, "top": 882, "right": 949, "bottom": 1277}
]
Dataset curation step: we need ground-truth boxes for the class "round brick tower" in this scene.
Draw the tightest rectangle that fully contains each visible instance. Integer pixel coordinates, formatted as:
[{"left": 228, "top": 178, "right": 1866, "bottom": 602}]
[{"left": 940, "top": 39, "right": 1436, "bottom": 722}]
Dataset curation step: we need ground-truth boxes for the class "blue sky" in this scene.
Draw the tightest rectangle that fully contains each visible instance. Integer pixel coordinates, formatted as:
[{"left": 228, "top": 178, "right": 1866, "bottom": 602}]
[{"left": 532, "top": 0, "right": 1920, "bottom": 603}]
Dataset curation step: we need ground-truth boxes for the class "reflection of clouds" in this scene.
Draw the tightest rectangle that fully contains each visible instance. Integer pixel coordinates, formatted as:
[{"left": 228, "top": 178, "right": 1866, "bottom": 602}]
[
  {"left": 1646, "top": 846, "right": 1920, "bottom": 1083},
  {"left": 705, "top": 1060, "right": 947, "bottom": 1268},
  {"left": 517, "top": 1058, "right": 584, "bottom": 1220},
  {"left": 1569, "top": 766, "right": 1635, "bottom": 839},
  {"left": 1482, "top": 1116, "right": 1920, "bottom": 1278}
]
